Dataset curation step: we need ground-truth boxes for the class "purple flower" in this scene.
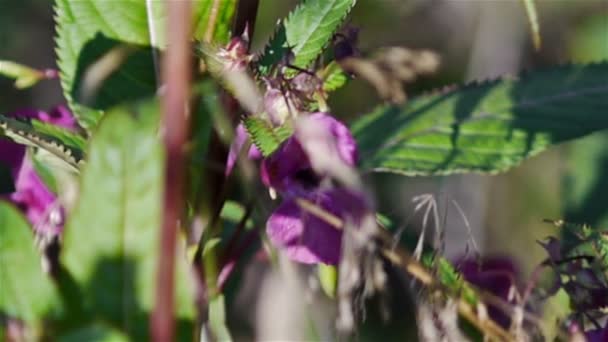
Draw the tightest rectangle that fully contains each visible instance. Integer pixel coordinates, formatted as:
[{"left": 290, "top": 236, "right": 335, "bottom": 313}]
[
  {"left": 457, "top": 257, "right": 520, "bottom": 328},
  {"left": 585, "top": 326, "right": 608, "bottom": 342},
  {"left": 0, "top": 106, "right": 76, "bottom": 235},
  {"left": 267, "top": 188, "right": 367, "bottom": 265},
  {"left": 260, "top": 113, "right": 358, "bottom": 194},
  {"left": 262, "top": 113, "right": 365, "bottom": 265}
]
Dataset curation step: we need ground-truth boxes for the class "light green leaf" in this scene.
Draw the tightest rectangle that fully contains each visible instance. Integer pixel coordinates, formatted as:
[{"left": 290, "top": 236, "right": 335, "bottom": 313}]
[
  {"left": 0, "top": 202, "right": 60, "bottom": 322},
  {"left": 521, "top": 0, "right": 541, "bottom": 50},
  {"left": 256, "top": 0, "right": 357, "bottom": 75},
  {"left": 243, "top": 117, "right": 292, "bottom": 156},
  {"left": 352, "top": 63, "right": 608, "bottom": 176},
  {"left": 61, "top": 100, "right": 195, "bottom": 339},
  {"left": 207, "top": 294, "right": 232, "bottom": 342},
  {"left": 54, "top": 0, "right": 235, "bottom": 131},
  {"left": 0, "top": 114, "right": 85, "bottom": 171},
  {"left": 0, "top": 60, "right": 48, "bottom": 89}
]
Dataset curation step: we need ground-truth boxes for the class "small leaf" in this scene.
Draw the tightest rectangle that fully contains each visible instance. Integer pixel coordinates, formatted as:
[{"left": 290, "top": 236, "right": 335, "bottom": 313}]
[
  {"left": 58, "top": 323, "right": 129, "bottom": 342},
  {"left": 256, "top": 0, "right": 357, "bottom": 75},
  {"left": 318, "top": 264, "right": 338, "bottom": 298},
  {"left": 521, "top": 0, "right": 541, "bottom": 50},
  {"left": 0, "top": 60, "right": 48, "bottom": 89},
  {"left": 207, "top": 294, "right": 232, "bottom": 341},
  {"left": 243, "top": 117, "right": 292, "bottom": 156},
  {"left": 0, "top": 202, "right": 60, "bottom": 322},
  {"left": 321, "top": 61, "right": 349, "bottom": 93},
  {"left": 352, "top": 63, "right": 608, "bottom": 176},
  {"left": 61, "top": 100, "right": 194, "bottom": 339},
  {"left": 0, "top": 114, "right": 84, "bottom": 171}
]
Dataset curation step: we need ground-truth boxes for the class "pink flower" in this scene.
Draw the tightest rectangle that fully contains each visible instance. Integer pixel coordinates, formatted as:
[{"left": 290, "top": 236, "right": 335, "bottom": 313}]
[
  {"left": 262, "top": 113, "right": 364, "bottom": 265},
  {"left": 0, "top": 106, "right": 77, "bottom": 235}
]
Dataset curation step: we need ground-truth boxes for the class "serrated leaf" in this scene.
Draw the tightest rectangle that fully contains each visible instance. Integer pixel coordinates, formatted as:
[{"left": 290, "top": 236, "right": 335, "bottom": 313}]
[
  {"left": 352, "top": 63, "right": 608, "bottom": 176},
  {"left": 0, "top": 202, "right": 61, "bottom": 323},
  {"left": 256, "top": 0, "right": 357, "bottom": 75},
  {"left": 54, "top": 0, "right": 234, "bottom": 131},
  {"left": 243, "top": 117, "right": 292, "bottom": 156},
  {"left": 0, "top": 114, "right": 84, "bottom": 171},
  {"left": 61, "top": 100, "right": 194, "bottom": 339}
]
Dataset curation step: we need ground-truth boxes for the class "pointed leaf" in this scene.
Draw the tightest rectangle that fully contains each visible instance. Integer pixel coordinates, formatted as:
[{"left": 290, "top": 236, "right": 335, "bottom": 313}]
[
  {"left": 61, "top": 101, "right": 194, "bottom": 339},
  {"left": 352, "top": 63, "right": 608, "bottom": 175},
  {"left": 0, "top": 202, "right": 60, "bottom": 322},
  {"left": 256, "top": 0, "right": 357, "bottom": 75},
  {"left": 0, "top": 114, "right": 84, "bottom": 171}
]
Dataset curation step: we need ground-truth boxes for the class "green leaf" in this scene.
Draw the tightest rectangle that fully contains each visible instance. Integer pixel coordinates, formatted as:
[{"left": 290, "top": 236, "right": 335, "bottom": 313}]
[
  {"left": 58, "top": 323, "right": 129, "bottom": 342},
  {"left": 0, "top": 114, "right": 85, "bottom": 171},
  {"left": 0, "top": 202, "right": 60, "bottom": 323},
  {"left": 193, "top": 0, "right": 237, "bottom": 44},
  {"left": 256, "top": 0, "right": 357, "bottom": 75},
  {"left": 521, "top": 0, "right": 541, "bottom": 50},
  {"left": 207, "top": 294, "right": 232, "bottom": 341},
  {"left": 61, "top": 100, "right": 195, "bottom": 339},
  {"left": 352, "top": 63, "right": 608, "bottom": 176},
  {"left": 243, "top": 117, "right": 292, "bottom": 156},
  {"left": 0, "top": 60, "right": 47, "bottom": 89},
  {"left": 321, "top": 61, "right": 349, "bottom": 93},
  {"left": 54, "top": 0, "right": 234, "bottom": 131}
]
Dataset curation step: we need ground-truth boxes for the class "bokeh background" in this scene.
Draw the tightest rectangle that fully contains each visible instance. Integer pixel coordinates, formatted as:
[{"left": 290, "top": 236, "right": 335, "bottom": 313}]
[{"left": 1, "top": 0, "right": 607, "bottom": 339}]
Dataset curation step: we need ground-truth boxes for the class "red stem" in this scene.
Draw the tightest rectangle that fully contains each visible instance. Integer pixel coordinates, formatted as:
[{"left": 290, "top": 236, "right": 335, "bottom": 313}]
[{"left": 151, "top": 1, "right": 192, "bottom": 341}]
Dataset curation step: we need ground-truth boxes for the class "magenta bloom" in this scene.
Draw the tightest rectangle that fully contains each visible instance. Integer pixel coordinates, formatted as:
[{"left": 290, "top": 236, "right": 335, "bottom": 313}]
[
  {"left": 267, "top": 188, "right": 366, "bottom": 264},
  {"left": 0, "top": 106, "right": 76, "bottom": 235},
  {"left": 262, "top": 113, "right": 364, "bottom": 265},
  {"left": 261, "top": 113, "right": 358, "bottom": 194}
]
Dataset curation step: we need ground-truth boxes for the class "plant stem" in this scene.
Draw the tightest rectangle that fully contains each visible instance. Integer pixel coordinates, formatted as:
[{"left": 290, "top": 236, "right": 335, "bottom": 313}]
[{"left": 151, "top": 1, "right": 192, "bottom": 341}]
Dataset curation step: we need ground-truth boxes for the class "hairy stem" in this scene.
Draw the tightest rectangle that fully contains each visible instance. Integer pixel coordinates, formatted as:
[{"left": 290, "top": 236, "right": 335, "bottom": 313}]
[{"left": 151, "top": 1, "right": 192, "bottom": 341}]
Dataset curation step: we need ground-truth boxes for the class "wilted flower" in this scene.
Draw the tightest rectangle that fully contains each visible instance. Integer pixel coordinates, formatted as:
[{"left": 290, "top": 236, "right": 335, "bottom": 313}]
[
  {"left": 457, "top": 257, "right": 520, "bottom": 328},
  {"left": 262, "top": 112, "right": 364, "bottom": 265},
  {"left": 0, "top": 106, "right": 76, "bottom": 235}
]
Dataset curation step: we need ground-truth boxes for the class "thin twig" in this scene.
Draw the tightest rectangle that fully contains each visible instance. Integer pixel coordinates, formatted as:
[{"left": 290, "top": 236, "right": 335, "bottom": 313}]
[{"left": 151, "top": 1, "right": 192, "bottom": 341}]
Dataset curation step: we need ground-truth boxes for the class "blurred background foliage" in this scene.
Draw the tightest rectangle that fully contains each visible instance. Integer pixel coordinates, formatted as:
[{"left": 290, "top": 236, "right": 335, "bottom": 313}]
[{"left": 1, "top": 0, "right": 607, "bottom": 338}]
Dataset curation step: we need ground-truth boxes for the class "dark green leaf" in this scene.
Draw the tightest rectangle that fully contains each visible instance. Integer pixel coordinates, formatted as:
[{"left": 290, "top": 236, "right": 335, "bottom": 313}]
[
  {"left": 256, "top": 0, "right": 357, "bottom": 75},
  {"left": 0, "top": 114, "right": 84, "bottom": 171},
  {"left": 352, "top": 63, "right": 608, "bottom": 175},
  {"left": 0, "top": 202, "right": 60, "bottom": 322},
  {"left": 61, "top": 101, "right": 194, "bottom": 339}
]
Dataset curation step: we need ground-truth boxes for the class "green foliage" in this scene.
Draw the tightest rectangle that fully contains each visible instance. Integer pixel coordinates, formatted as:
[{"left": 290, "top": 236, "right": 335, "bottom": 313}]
[
  {"left": 352, "top": 63, "right": 608, "bottom": 176},
  {"left": 208, "top": 294, "right": 232, "bottom": 341},
  {"left": 0, "top": 60, "right": 47, "bottom": 89},
  {"left": 58, "top": 324, "right": 129, "bottom": 342},
  {"left": 61, "top": 101, "right": 194, "bottom": 339},
  {"left": 243, "top": 117, "right": 292, "bottom": 156},
  {"left": 0, "top": 114, "right": 85, "bottom": 171},
  {"left": 321, "top": 61, "right": 349, "bottom": 93},
  {"left": 256, "top": 0, "right": 357, "bottom": 75},
  {"left": 54, "top": 0, "right": 235, "bottom": 131},
  {"left": 193, "top": 0, "right": 237, "bottom": 44},
  {"left": 0, "top": 202, "right": 60, "bottom": 323}
]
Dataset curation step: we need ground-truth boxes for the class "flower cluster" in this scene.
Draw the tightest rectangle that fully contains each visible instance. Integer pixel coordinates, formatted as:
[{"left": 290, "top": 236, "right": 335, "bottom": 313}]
[
  {"left": 0, "top": 106, "right": 76, "bottom": 235},
  {"left": 261, "top": 113, "right": 365, "bottom": 265}
]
